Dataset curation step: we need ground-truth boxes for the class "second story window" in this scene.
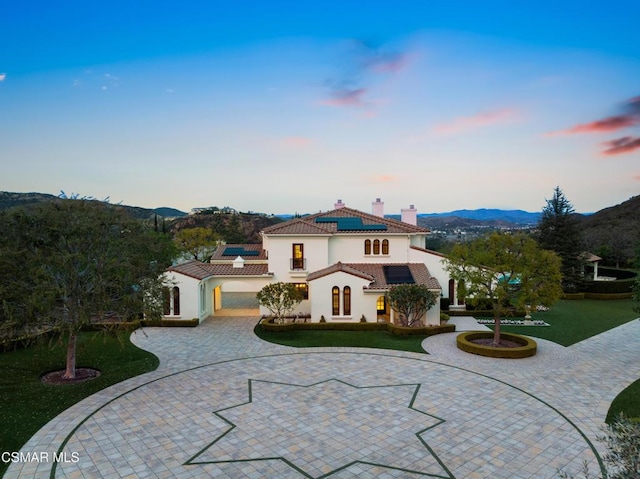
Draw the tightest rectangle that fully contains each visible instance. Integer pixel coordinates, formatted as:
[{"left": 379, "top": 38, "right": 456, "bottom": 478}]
[
  {"left": 292, "top": 243, "right": 304, "bottom": 270},
  {"left": 373, "top": 239, "right": 380, "bottom": 255},
  {"left": 382, "top": 239, "right": 389, "bottom": 255},
  {"left": 364, "top": 239, "right": 371, "bottom": 255}
]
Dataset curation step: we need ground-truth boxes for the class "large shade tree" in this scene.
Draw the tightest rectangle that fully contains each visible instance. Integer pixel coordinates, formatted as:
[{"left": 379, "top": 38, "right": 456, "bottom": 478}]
[
  {"left": 0, "top": 200, "right": 176, "bottom": 378},
  {"left": 537, "top": 187, "right": 584, "bottom": 292},
  {"left": 444, "top": 232, "right": 563, "bottom": 346}
]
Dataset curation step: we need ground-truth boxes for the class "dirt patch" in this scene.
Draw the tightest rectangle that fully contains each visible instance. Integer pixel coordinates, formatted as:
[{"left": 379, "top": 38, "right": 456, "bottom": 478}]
[
  {"left": 41, "top": 368, "right": 101, "bottom": 385},
  {"left": 470, "top": 338, "right": 523, "bottom": 348}
]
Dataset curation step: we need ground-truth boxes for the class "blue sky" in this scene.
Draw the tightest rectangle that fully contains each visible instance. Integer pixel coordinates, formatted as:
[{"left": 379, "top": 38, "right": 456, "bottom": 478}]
[{"left": 1, "top": 1, "right": 639, "bottom": 215}]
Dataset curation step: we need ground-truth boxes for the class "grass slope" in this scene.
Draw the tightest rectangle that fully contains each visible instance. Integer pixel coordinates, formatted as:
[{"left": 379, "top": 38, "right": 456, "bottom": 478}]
[
  {"left": 0, "top": 331, "right": 159, "bottom": 477},
  {"left": 254, "top": 326, "right": 428, "bottom": 354},
  {"left": 489, "top": 299, "right": 638, "bottom": 346}
]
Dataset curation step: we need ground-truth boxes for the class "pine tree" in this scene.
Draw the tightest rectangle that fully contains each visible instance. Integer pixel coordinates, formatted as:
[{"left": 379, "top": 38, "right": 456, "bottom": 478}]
[{"left": 537, "top": 187, "right": 584, "bottom": 292}]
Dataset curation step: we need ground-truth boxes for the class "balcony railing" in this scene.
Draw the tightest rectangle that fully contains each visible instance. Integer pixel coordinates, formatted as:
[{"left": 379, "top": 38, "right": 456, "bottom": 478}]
[{"left": 290, "top": 258, "right": 307, "bottom": 271}]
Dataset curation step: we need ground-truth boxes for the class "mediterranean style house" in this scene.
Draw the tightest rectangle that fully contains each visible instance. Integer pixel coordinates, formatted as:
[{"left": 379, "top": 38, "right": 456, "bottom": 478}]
[{"left": 163, "top": 199, "right": 466, "bottom": 326}]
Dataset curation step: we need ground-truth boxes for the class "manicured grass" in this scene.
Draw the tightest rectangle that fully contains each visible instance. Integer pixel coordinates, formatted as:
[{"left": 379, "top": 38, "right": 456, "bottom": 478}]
[
  {"left": 254, "top": 325, "right": 429, "bottom": 354},
  {"left": 607, "top": 379, "right": 640, "bottom": 423},
  {"left": 486, "top": 299, "right": 638, "bottom": 346},
  {"left": 0, "top": 331, "right": 159, "bottom": 478}
]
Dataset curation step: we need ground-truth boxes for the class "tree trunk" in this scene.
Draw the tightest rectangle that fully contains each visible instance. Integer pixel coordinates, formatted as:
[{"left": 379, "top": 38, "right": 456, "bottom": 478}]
[
  {"left": 63, "top": 331, "right": 77, "bottom": 379},
  {"left": 493, "top": 312, "right": 501, "bottom": 347}
]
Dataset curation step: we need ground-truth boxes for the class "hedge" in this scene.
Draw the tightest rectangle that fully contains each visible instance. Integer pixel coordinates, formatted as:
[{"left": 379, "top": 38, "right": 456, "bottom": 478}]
[
  {"left": 259, "top": 317, "right": 455, "bottom": 336},
  {"left": 456, "top": 331, "right": 537, "bottom": 359}
]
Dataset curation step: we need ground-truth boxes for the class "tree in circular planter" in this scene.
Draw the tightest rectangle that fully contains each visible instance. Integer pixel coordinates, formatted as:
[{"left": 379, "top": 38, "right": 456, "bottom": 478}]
[{"left": 444, "top": 232, "right": 563, "bottom": 349}]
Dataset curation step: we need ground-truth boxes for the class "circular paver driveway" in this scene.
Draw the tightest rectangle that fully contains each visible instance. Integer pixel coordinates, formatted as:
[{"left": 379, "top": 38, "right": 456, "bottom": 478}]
[{"left": 6, "top": 316, "right": 640, "bottom": 479}]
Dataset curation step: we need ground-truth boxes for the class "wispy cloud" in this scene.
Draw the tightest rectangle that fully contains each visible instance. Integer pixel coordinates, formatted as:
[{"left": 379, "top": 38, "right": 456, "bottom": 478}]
[
  {"left": 547, "top": 95, "right": 640, "bottom": 156},
  {"left": 633, "top": 174, "right": 640, "bottom": 181},
  {"left": 321, "top": 87, "right": 368, "bottom": 107},
  {"left": 602, "top": 136, "right": 640, "bottom": 156},
  {"left": 323, "top": 39, "right": 409, "bottom": 109},
  {"left": 0, "top": 73, "right": 6, "bottom": 82},
  {"left": 279, "top": 136, "right": 314, "bottom": 150},
  {"left": 433, "top": 108, "right": 519, "bottom": 135},
  {"left": 371, "top": 174, "right": 398, "bottom": 183},
  {"left": 547, "top": 115, "right": 639, "bottom": 135}
]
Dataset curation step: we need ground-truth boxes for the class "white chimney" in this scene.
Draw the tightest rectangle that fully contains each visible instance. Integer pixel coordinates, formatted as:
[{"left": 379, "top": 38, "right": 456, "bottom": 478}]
[
  {"left": 401, "top": 204, "right": 417, "bottom": 225},
  {"left": 372, "top": 197, "right": 384, "bottom": 217},
  {"left": 233, "top": 256, "right": 245, "bottom": 268},
  {"left": 334, "top": 199, "right": 346, "bottom": 209}
]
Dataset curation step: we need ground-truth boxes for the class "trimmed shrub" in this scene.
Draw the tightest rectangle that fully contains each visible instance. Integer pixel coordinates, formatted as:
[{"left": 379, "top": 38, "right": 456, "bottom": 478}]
[
  {"left": 440, "top": 297, "right": 451, "bottom": 311},
  {"left": 260, "top": 317, "right": 455, "bottom": 336},
  {"left": 456, "top": 331, "right": 537, "bottom": 358}
]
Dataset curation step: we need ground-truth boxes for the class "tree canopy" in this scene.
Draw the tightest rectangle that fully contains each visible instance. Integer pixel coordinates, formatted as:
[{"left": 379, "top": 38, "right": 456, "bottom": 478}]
[
  {"left": 256, "top": 282, "right": 303, "bottom": 323},
  {"left": 444, "top": 232, "right": 563, "bottom": 345},
  {"left": 537, "top": 187, "right": 584, "bottom": 292},
  {"left": 174, "top": 227, "right": 221, "bottom": 262},
  {"left": 385, "top": 284, "right": 438, "bottom": 327},
  {"left": 0, "top": 200, "right": 176, "bottom": 378}
]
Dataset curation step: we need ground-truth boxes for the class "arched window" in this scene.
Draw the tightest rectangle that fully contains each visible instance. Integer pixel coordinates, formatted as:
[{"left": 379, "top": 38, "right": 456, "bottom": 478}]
[
  {"left": 332, "top": 286, "right": 340, "bottom": 316},
  {"left": 172, "top": 286, "right": 180, "bottom": 315},
  {"left": 364, "top": 239, "right": 371, "bottom": 255},
  {"left": 373, "top": 239, "right": 380, "bottom": 255},
  {"left": 382, "top": 239, "right": 389, "bottom": 255},
  {"left": 163, "top": 288, "right": 171, "bottom": 315},
  {"left": 163, "top": 286, "right": 181, "bottom": 315},
  {"left": 343, "top": 286, "right": 351, "bottom": 316}
]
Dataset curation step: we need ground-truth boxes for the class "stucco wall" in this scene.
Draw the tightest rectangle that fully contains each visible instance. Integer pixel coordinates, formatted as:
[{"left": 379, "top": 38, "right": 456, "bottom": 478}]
[
  {"left": 308, "top": 271, "right": 375, "bottom": 322},
  {"left": 409, "top": 248, "right": 450, "bottom": 299},
  {"left": 327, "top": 234, "right": 416, "bottom": 264},
  {"left": 163, "top": 272, "right": 208, "bottom": 321},
  {"left": 265, "top": 236, "right": 330, "bottom": 282}
]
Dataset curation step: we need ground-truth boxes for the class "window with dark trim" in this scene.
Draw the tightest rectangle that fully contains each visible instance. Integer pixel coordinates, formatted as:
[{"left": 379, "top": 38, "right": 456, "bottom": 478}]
[
  {"left": 332, "top": 286, "right": 340, "bottom": 316},
  {"left": 292, "top": 243, "right": 304, "bottom": 269},
  {"left": 382, "top": 239, "right": 389, "bottom": 255},
  {"left": 343, "top": 286, "right": 351, "bottom": 316},
  {"left": 172, "top": 286, "right": 180, "bottom": 315},
  {"left": 373, "top": 239, "right": 380, "bottom": 255},
  {"left": 364, "top": 239, "right": 371, "bottom": 255},
  {"left": 163, "top": 288, "right": 171, "bottom": 315}
]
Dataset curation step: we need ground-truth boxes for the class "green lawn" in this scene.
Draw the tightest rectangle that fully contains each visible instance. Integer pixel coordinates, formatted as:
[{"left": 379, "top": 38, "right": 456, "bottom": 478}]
[
  {"left": 253, "top": 326, "right": 429, "bottom": 353},
  {"left": 0, "top": 331, "right": 159, "bottom": 477},
  {"left": 487, "top": 299, "right": 638, "bottom": 347}
]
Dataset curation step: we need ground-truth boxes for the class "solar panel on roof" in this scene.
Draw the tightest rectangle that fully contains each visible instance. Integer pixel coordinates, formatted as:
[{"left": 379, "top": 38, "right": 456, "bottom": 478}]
[
  {"left": 383, "top": 265, "right": 415, "bottom": 284},
  {"left": 315, "top": 217, "right": 387, "bottom": 231},
  {"left": 222, "top": 247, "right": 260, "bottom": 257}
]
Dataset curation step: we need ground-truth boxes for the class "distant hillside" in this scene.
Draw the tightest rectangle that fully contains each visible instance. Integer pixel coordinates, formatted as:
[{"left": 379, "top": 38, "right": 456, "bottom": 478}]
[
  {"left": 387, "top": 208, "right": 540, "bottom": 228},
  {"left": 421, "top": 209, "right": 541, "bottom": 225},
  {"left": 579, "top": 195, "right": 640, "bottom": 266},
  {"left": 0, "top": 191, "right": 187, "bottom": 220},
  {"left": 168, "top": 212, "right": 282, "bottom": 243}
]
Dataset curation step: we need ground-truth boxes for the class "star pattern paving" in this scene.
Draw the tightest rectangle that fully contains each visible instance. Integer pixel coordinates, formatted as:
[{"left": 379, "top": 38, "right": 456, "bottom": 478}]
[{"left": 186, "top": 378, "right": 454, "bottom": 478}]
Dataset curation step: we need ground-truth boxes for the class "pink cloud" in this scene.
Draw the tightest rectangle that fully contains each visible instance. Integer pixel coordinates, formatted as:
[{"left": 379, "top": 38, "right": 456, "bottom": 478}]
[
  {"left": 601, "top": 136, "right": 640, "bottom": 156},
  {"left": 547, "top": 115, "right": 639, "bottom": 136},
  {"left": 371, "top": 174, "right": 398, "bottom": 183},
  {"left": 279, "top": 136, "right": 314, "bottom": 150},
  {"left": 322, "top": 88, "right": 368, "bottom": 108},
  {"left": 433, "top": 108, "right": 519, "bottom": 135}
]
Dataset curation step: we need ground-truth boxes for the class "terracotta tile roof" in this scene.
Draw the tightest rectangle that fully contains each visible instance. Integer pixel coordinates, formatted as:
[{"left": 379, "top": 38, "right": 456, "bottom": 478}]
[
  {"left": 410, "top": 245, "right": 447, "bottom": 258},
  {"left": 262, "top": 207, "right": 429, "bottom": 235},
  {"left": 307, "top": 262, "right": 441, "bottom": 290},
  {"left": 167, "top": 260, "right": 270, "bottom": 280},
  {"left": 306, "top": 261, "right": 376, "bottom": 282},
  {"left": 209, "top": 243, "right": 267, "bottom": 261}
]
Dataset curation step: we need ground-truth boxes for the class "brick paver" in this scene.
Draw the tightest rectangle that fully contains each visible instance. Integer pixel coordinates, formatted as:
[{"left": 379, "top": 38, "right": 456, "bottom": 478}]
[{"left": 5, "top": 316, "right": 639, "bottom": 478}]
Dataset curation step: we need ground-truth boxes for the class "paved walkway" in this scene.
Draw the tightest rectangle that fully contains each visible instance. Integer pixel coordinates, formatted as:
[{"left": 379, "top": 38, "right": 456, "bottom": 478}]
[{"left": 5, "top": 317, "right": 640, "bottom": 479}]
